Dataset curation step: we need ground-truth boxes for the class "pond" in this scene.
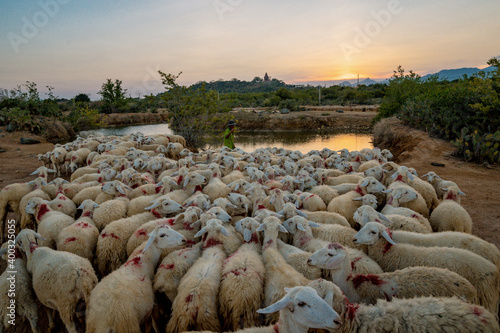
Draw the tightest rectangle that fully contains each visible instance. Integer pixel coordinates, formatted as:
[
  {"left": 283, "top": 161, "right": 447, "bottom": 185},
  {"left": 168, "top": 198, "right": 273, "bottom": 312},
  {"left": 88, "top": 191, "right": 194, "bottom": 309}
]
[{"left": 80, "top": 124, "right": 373, "bottom": 153}]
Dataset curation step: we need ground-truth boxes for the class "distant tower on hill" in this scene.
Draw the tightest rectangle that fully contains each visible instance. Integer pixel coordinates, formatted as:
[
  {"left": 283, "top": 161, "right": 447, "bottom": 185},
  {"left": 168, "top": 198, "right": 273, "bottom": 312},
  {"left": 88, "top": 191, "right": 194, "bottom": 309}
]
[{"left": 264, "top": 72, "right": 270, "bottom": 82}]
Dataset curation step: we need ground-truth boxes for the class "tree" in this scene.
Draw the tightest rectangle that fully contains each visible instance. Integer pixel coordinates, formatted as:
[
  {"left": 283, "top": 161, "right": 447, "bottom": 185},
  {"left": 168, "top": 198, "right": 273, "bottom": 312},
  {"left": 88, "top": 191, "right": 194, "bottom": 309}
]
[
  {"left": 158, "top": 71, "right": 232, "bottom": 149},
  {"left": 74, "top": 93, "right": 91, "bottom": 103},
  {"left": 98, "top": 79, "right": 127, "bottom": 113}
]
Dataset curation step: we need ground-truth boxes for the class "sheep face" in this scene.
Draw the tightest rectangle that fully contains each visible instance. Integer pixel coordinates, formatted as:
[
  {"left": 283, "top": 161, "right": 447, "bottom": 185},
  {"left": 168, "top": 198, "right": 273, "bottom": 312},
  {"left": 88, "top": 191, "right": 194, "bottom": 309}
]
[
  {"left": 353, "top": 222, "right": 396, "bottom": 246},
  {"left": 359, "top": 177, "right": 386, "bottom": 194},
  {"left": 25, "top": 198, "right": 46, "bottom": 215},
  {"left": 147, "top": 199, "right": 183, "bottom": 215},
  {"left": 206, "top": 207, "right": 231, "bottom": 223},
  {"left": 283, "top": 216, "right": 320, "bottom": 234},
  {"left": 308, "top": 243, "right": 347, "bottom": 269},
  {"left": 258, "top": 286, "right": 341, "bottom": 330},
  {"left": 389, "top": 187, "right": 418, "bottom": 204},
  {"left": 143, "top": 226, "right": 186, "bottom": 252}
]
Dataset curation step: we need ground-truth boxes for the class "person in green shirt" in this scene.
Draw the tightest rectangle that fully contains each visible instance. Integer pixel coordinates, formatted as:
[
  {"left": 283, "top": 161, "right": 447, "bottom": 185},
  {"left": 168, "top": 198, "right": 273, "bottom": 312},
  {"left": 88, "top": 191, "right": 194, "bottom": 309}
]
[{"left": 223, "top": 120, "right": 236, "bottom": 150}]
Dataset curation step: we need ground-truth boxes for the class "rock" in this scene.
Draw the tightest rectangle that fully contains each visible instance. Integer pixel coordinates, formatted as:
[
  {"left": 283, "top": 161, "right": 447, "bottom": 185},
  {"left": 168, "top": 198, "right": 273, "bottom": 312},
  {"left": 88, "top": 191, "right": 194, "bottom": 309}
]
[
  {"left": 431, "top": 162, "right": 445, "bottom": 167},
  {"left": 280, "top": 108, "right": 290, "bottom": 114},
  {"left": 0, "top": 148, "right": 6, "bottom": 153},
  {"left": 20, "top": 137, "right": 41, "bottom": 145},
  {"left": 6, "top": 123, "right": 17, "bottom": 132}
]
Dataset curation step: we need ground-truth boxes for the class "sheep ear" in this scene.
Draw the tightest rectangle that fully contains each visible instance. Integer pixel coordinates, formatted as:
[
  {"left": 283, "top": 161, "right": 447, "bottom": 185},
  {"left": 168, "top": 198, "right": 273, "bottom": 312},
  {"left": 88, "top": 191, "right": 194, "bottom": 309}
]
[
  {"left": 34, "top": 232, "right": 46, "bottom": 241},
  {"left": 47, "top": 169, "right": 56, "bottom": 173},
  {"left": 194, "top": 227, "right": 207, "bottom": 238},
  {"left": 382, "top": 189, "right": 392, "bottom": 193},
  {"left": 143, "top": 228, "right": 158, "bottom": 253},
  {"left": 278, "top": 224, "right": 288, "bottom": 233},
  {"left": 458, "top": 191, "right": 466, "bottom": 196},
  {"left": 393, "top": 191, "right": 402, "bottom": 199},
  {"left": 407, "top": 173, "right": 414, "bottom": 181},
  {"left": 30, "top": 170, "right": 39, "bottom": 175},
  {"left": 256, "top": 224, "right": 265, "bottom": 232},
  {"left": 145, "top": 201, "right": 161, "bottom": 210},
  {"left": 220, "top": 226, "right": 230, "bottom": 237},
  {"left": 78, "top": 203, "right": 84, "bottom": 210},
  {"left": 183, "top": 176, "right": 189, "bottom": 188},
  {"left": 377, "top": 212, "right": 392, "bottom": 224},
  {"left": 116, "top": 184, "right": 126, "bottom": 195},
  {"left": 380, "top": 229, "right": 396, "bottom": 245},
  {"left": 390, "top": 171, "right": 399, "bottom": 180},
  {"left": 296, "top": 210, "right": 308, "bottom": 218},
  {"left": 360, "top": 178, "right": 369, "bottom": 187},
  {"left": 93, "top": 203, "right": 99, "bottom": 208},
  {"left": 324, "top": 290, "right": 334, "bottom": 308},
  {"left": 308, "top": 221, "right": 321, "bottom": 228},
  {"left": 243, "top": 228, "right": 252, "bottom": 242},
  {"left": 257, "top": 294, "right": 291, "bottom": 314},
  {"left": 0, "top": 248, "right": 7, "bottom": 256},
  {"left": 352, "top": 197, "right": 363, "bottom": 201}
]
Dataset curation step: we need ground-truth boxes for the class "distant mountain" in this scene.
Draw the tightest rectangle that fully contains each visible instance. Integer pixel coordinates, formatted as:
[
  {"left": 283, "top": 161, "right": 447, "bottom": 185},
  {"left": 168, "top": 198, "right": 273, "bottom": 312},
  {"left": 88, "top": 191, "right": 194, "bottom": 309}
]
[
  {"left": 421, "top": 66, "right": 495, "bottom": 81},
  {"left": 359, "top": 78, "right": 377, "bottom": 85},
  {"left": 339, "top": 81, "right": 352, "bottom": 87}
]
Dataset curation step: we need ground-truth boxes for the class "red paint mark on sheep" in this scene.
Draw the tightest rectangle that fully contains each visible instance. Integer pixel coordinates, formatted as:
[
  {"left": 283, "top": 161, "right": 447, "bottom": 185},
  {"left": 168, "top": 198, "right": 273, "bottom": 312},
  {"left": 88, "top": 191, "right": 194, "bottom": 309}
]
[
  {"left": 166, "top": 218, "right": 175, "bottom": 226},
  {"left": 257, "top": 205, "right": 266, "bottom": 210},
  {"left": 135, "top": 229, "right": 147, "bottom": 237},
  {"left": 386, "top": 196, "right": 394, "bottom": 206},
  {"left": 139, "top": 275, "right": 145, "bottom": 282},
  {"left": 263, "top": 239, "right": 274, "bottom": 250},
  {"left": 445, "top": 192, "right": 457, "bottom": 201},
  {"left": 14, "top": 247, "right": 23, "bottom": 259},
  {"left": 249, "top": 233, "right": 259, "bottom": 244},
  {"left": 59, "top": 196, "right": 66, "bottom": 200},
  {"left": 352, "top": 274, "right": 384, "bottom": 289},
  {"left": 124, "top": 256, "right": 142, "bottom": 267},
  {"left": 151, "top": 209, "right": 162, "bottom": 219},
  {"left": 354, "top": 186, "right": 364, "bottom": 195},
  {"left": 273, "top": 323, "right": 280, "bottom": 333},
  {"left": 203, "top": 238, "right": 222, "bottom": 248},
  {"left": 383, "top": 229, "right": 393, "bottom": 255},
  {"left": 327, "top": 243, "right": 344, "bottom": 250},
  {"left": 29, "top": 242, "right": 38, "bottom": 253},
  {"left": 176, "top": 175, "right": 184, "bottom": 185},
  {"left": 64, "top": 237, "right": 77, "bottom": 244},
  {"left": 186, "top": 240, "right": 196, "bottom": 247},
  {"left": 346, "top": 302, "right": 359, "bottom": 320},
  {"left": 185, "top": 294, "right": 193, "bottom": 303},
  {"left": 37, "top": 204, "right": 50, "bottom": 221},
  {"left": 394, "top": 174, "right": 404, "bottom": 182},
  {"left": 155, "top": 186, "right": 162, "bottom": 194},
  {"left": 194, "top": 185, "right": 203, "bottom": 192},
  {"left": 101, "top": 232, "right": 120, "bottom": 239},
  {"left": 57, "top": 204, "right": 62, "bottom": 207},
  {"left": 351, "top": 257, "right": 362, "bottom": 270},
  {"left": 141, "top": 189, "right": 147, "bottom": 194},
  {"left": 82, "top": 211, "right": 92, "bottom": 218},
  {"left": 472, "top": 306, "right": 488, "bottom": 325}
]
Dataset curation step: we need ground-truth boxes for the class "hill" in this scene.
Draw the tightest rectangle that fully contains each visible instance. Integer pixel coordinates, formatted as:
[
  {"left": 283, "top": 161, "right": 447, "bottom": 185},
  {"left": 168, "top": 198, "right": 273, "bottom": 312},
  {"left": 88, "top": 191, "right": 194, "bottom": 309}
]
[
  {"left": 188, "top": 77, "right": 292, "bottom": 93},
  {"left": 421, "top": 66, "right": 495, "bottom": 81}
]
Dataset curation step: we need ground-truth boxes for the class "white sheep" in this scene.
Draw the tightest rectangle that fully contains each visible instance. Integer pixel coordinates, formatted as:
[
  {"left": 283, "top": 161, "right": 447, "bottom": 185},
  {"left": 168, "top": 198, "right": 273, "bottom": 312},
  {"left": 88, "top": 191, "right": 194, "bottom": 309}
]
[
  {"left": 390, "top": 229, "right": 500, "bottom": 271},
  {"left": 15, "top": 229, "right": 98, "bottom": 333},
  {"left": 49, "top": 146, "right": 67, "bottom": 176},
  {"left": 421, "top": 171, "right": 458, "bottom": 199},
  {"left": 353, "top": 221, "right": 500, "bottom": 316},
  {"left": 19, "top": 188, "right": 51, "bottom": 231},
  {"left": 327, "top": 176, "right": 386, "bottom": 225},
  {"left": 25, "top": 197, "right": 74, "bottom": 248},
  {"left": 256, "top": 216, "right": 311, "bottom": 325},
  {"left": 429, "top": 186, "right": 472, "bottom": 233},
  {"left": 166, "top": 220, "right": 227, "bottom": 332},
  {"left": 308, "top": 185, "right": 339, "bottom": 206},
  {"left": 310, "top": 278, "right": 499, "bottom": 333},
  {"left": 354, "top": 205, "right": 432, "bottom": 233},
  {"left": 277, "top": 239, "right": 321, "bottom": 280},
  {"left": 71, "top": 185, "right": 103, "bottom": 206},
  {"left": 86, "top": 225, "right": 186, "bottom": 333},
  {"left": 154, "top": 243, "right": 203, "bottom": 302},
  {"left": 29, "top": 165, "right": 56, "bottom": 181},
  {"left": 0, "top": 243, "right": 39, "bottom": 333},
  {"left": 382, "top": 185, "right": 429, "bottom": 218},
  {"left": 308, "top": 242, "right": 478, "bottom": 305},
  {"left": 283, "top": 216, "right": 382, "bottom": 276},
  {"left": 56, "top": 200, "right": 100, "bottom": 262},
  {"left": 92, "top": 197, "right": 129, "bottom": 231},
  {"left": 96, "top": 198, "right": 183, "bottom": 277},
  {"left": 0, "top": 177, "right": 46, "bottom": 242},
  {"left": 47, "top": 192, "right": 77, "bottom": 218},
  {"left": 219, "top": 217, "right": 266, "bottom": 331},
  {"left": 61, "top": 181, "right": 100, "bottom": 201}
]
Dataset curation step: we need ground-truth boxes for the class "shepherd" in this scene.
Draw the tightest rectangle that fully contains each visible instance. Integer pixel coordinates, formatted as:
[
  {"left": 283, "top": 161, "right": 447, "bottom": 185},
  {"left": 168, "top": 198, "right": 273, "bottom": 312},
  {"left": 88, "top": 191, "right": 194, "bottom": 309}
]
[{"left": 223, "top": 120, "right": 236, "bottom": 150}]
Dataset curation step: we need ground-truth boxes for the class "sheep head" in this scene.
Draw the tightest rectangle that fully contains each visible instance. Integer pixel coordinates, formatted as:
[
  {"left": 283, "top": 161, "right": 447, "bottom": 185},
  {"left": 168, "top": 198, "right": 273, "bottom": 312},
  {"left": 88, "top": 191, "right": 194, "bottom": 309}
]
[
  {"left": 143, "top": 225, "right": 186, "bottom": 252},
  {"left": 308, "top": 243, "right": 348, "bottom": 270},
  {"left": 353, "top": 221, "right": 396, "bottom": 246}
]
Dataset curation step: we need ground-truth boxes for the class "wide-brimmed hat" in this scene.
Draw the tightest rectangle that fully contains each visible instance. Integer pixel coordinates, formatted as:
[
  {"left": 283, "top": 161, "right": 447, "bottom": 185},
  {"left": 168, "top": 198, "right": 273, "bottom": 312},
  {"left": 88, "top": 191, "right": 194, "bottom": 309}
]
[{"left": 227, "top": 120, "right": 237, "bottom": 127}]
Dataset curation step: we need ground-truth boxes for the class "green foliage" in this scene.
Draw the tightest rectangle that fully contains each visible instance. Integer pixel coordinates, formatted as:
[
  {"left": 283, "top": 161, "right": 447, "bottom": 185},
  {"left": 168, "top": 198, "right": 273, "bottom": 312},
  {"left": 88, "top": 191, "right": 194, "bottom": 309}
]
[
  {"left": 66, "top": 103, "right": 106, "bottom": 130},
  {"left": 383, "top": 57, "right": 500, "bottom": 164},
  {"left": 158, "top": 71, "right": 232, "bottom": 148},
  {"left": 74, "top": 93, "right": 91, "bottom": 103},
  {"left": 98, "top": 79, "right": 127, "bottom": 113},
  {"left": 0, "top": 107, "right": 32, "bottom": 130}
]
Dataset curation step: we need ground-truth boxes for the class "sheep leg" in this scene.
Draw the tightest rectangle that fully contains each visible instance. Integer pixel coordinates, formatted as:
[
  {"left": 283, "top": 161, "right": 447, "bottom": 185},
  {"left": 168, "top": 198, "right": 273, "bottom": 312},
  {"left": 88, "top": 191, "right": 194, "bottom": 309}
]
[
  {"left": 28, "top": 317, "right": 40, "bottom": 333},
  {"left": 45, "top": 308, "right": 55, "bottom": 332}
]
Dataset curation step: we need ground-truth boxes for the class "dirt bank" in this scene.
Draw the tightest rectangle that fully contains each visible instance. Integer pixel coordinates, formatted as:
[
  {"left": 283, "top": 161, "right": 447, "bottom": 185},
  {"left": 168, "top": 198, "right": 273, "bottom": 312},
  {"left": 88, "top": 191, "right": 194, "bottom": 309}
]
[
  {"left": 374, "top": 118, "right": 500, "bottom": 249},
  {"left": 231, "top": 108, "right": 376, "bottom": 132},
  {"left": 103, "top": 112, "right": 169, "bottom": 126}
]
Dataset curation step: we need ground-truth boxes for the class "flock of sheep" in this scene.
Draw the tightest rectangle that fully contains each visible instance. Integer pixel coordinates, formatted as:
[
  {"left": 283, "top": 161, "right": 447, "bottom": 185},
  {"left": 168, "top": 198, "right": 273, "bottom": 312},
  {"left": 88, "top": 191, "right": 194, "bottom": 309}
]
[{"left": 0, "top": 131, "right": 499, "bottom": 333}]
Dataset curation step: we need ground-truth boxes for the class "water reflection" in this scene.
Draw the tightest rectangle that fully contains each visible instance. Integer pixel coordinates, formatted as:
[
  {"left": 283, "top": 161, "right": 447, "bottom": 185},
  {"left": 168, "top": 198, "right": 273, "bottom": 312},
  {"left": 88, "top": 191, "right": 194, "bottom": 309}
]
[
  {"left": 80, "top": 124, "right": 373, "bottom": 153},
  {"left": 223, "top": 131, "right": 373, "bottom": 154}
]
